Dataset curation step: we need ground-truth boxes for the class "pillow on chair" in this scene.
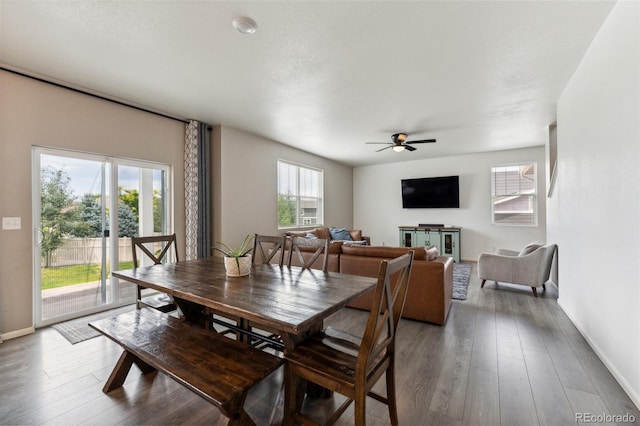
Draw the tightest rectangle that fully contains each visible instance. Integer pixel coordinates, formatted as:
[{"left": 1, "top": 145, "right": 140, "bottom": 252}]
[{"left": 519, "top": 242, "right": 542, "bottom": 256}]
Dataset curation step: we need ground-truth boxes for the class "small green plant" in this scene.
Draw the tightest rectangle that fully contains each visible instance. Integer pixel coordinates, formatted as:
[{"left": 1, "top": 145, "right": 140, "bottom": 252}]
[{"left": 213, "top": 235, "right": 253, "bottom": 271}]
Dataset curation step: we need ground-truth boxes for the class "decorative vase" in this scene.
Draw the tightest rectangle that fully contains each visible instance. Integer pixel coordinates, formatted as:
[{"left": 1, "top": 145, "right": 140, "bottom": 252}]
[{"left": 224, "top": 255, "right": 252, "bottom": 277}]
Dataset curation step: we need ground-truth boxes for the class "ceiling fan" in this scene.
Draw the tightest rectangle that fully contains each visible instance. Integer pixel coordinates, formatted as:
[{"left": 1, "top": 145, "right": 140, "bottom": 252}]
[{"left": 366, "top": 132, "right": 436, "bottom": 152}]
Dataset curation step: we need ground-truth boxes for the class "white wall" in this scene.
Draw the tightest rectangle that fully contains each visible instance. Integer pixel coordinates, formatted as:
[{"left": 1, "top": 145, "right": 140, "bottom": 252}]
[
  {"left": 354, "top": 147, "right": 547, "bottom": 260},
  {"left": 553, "top": 1, "right": 640, "bottom": 408},
  {"left": 213, "top": 125, "right": 354, "bottom": 250}
]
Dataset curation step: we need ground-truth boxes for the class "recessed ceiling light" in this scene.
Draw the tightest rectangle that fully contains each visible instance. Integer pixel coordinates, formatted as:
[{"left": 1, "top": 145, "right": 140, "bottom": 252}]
[{"left": 232, "top": 16, "right": 257, "bottom": 34}]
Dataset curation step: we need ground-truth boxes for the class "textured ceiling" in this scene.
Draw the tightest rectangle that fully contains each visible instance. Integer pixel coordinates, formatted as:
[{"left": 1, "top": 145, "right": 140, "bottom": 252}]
[{"left": 0, "top": 1, "right": 615, "bottom": 166}]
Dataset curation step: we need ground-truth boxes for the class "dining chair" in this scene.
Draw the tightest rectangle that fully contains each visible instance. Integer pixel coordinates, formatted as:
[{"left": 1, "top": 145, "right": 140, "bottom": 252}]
[
  {"left": 131, "top": 234, "right": 178, "bottom": 313},
  {"left": 287, "top": 236, "right": 330, "bottom": 272},
  {"left": 246, "top": 234, "right": 288, "bottom": 351},
  {"left": 284, "top": 251, "right": 415, "bottom": 425},
  {"left": 252, "top": 234, "right": 286, "bottom": 266}
]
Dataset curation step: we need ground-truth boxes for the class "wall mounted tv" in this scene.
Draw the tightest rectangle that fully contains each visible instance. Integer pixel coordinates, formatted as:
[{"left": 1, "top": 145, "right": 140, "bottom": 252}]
[{"left": 401, "top": 175, "right": 460, "bottom": 208}]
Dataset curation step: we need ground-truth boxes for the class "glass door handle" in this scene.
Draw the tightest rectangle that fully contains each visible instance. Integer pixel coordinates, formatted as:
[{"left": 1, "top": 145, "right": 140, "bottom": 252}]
[{"left": 35, "top": 228, "right": 44, "bottom": 245}]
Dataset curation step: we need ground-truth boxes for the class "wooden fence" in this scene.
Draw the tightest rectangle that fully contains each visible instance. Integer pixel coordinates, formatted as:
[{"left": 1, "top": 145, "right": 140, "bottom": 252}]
[{"left": 44, "top": 238, "right": 133, "bottom": 267}]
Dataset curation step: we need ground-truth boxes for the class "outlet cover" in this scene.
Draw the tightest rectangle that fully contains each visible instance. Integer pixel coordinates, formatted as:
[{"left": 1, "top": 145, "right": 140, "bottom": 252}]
[{"left": 2, "top": 217, "right": 21, "bottom": 230}]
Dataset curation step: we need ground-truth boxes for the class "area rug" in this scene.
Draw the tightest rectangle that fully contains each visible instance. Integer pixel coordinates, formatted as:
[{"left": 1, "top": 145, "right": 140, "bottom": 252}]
[
  {"left": 52, "top": 304, "right": 135, "bottom": 344},
  {"left": 452, "top": 262, "right": 473, "bottom": 300}
]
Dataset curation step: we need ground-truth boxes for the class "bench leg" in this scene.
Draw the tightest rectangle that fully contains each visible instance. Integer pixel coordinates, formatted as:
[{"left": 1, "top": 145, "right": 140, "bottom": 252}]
[{"left": 103, "top": 350, "right": 156, "bottom": 393}]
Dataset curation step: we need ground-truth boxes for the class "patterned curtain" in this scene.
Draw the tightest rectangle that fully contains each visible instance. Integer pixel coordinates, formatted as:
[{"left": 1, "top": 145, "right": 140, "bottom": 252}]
[{"left": 184, "top": 120, "right": 212, "bottom": 260}]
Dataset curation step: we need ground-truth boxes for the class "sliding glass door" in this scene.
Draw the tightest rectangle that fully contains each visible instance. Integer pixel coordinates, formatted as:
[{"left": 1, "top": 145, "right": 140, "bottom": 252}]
[{"left": 33, "top": 148, "right": 172, "bottom": 327}]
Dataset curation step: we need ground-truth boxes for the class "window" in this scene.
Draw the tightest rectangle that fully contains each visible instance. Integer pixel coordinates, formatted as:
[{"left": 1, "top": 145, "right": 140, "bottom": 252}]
[
  {"left": 491, "top": 163, "right": 537, "bottom": 226},
  {"left": 277, "top": 160, "right": 323, "bottom": 228}
]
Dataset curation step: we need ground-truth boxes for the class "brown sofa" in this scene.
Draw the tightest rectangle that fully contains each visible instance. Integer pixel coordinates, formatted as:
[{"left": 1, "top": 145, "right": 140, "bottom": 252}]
[
  {"left": 339, "top": 245, "right": 453, "bottom": 325},
  {"left": 284, "top": 227, "right": 370, "bottom": 272},
  {"left": 278, "top": 228, "right": 453, "bottom": 325}
]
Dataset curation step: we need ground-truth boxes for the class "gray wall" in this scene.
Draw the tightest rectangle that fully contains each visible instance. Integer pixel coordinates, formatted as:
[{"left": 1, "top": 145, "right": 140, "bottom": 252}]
[
  {"left": 353, "top": 147, "right": 547, "bottom": 260},
  {"left": 0, "top": 70, "right": 185, "bottom": 337},
  {"left": 212, "top": 125, "right": 354, "bottom": 253},
  {"left": 553, "top": 1, "right": 640, "bottom": 407}
]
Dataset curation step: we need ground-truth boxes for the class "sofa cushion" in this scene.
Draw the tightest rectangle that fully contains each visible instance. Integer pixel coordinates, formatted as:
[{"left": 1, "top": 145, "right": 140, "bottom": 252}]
[
  {"left": 340, "top": 245, "right": 427, "bottom": 261},
  {"left": 287, "top": 230, "right": 310, "bottom": 238},
  {"left": 329, "top": 227, "right": 352, "bottom": 241}
]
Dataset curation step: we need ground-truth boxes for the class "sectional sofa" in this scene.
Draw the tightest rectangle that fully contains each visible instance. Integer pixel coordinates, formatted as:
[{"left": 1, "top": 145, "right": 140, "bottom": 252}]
[{"left": 283, "top": 227, "right": 453, "bottom": 325}]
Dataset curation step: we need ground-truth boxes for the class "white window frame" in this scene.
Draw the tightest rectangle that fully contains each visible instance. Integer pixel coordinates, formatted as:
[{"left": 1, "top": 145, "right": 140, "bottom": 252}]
[
  {"left": 490, "top": 162, "right": 538, "bottom": 226},
  {"left": 277, "top": 160, "right": 324, "bottom": 229},
  {"left": 32, "top": 146, "right": 173, "bottom": 326}
]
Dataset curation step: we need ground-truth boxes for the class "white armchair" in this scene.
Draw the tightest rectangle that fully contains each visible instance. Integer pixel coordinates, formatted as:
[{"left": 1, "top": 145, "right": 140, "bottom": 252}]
[{"left": 477, "top": 243, "right": 557, "bottom": 297}]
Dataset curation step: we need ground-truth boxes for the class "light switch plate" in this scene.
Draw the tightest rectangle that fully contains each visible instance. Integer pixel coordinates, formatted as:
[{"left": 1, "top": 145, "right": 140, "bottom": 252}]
[{"left": 2, "top": 217, "right": 21, "bottom": 230}]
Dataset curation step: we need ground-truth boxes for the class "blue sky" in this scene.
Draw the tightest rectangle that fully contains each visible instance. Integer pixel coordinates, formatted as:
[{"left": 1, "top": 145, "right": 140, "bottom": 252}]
[{"left": 41, "top": 154, "right": 142, "bottom": 199}]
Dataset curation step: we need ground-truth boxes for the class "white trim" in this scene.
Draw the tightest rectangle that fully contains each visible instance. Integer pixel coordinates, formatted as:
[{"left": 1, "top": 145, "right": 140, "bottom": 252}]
[
  {"left": 276, "top": 159, "right": 324, "bottom": 229},
  {"left": 1, "top": 327, "right": 36, "bottom": 341},
  {"left": 490, "top": 161, "right": 538, "bottom": 226},
  {"left": 557, "top": 299, "right": 640, "bottom": 411},
  {"left": 32, "top": 146, "right": 173, "bottom": 325}
]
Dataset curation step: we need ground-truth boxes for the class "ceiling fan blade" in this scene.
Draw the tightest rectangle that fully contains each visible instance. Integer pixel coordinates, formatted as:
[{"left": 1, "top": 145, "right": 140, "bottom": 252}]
[
  {"left": 404, "top": 145, "right": 417, "bottom": 152},
  {"left": 406, "top": 139, "right": 437, "bottom": 144},
  {"left": 376, "top": 145, "right": 393, "bottom": 152}
]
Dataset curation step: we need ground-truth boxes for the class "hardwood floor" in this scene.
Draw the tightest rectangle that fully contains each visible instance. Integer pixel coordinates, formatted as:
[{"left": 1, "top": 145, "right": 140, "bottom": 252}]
[{"left": 1, "top": 263, "right": 638, "bottom": 425}]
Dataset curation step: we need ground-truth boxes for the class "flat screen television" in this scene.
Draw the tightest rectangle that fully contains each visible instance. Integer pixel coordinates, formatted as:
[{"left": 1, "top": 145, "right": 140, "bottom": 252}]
[{"left": 401, "top": 175, "right": 460, "bottom": 208}]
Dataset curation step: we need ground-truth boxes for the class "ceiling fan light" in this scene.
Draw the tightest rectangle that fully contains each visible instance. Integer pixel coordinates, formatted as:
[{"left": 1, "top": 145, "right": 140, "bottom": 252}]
[
  {"left": 232, "top": 16, "right": 257, "bottom": 34},
  {"left": 392, "top": 145, "right": 405, "bottom": 152}
]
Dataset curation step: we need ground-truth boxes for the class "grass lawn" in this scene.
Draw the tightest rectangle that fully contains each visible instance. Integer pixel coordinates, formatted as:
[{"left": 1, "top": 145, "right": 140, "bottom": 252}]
[{"left": 41, "top": 261, "right": 134, "bottom": 289}]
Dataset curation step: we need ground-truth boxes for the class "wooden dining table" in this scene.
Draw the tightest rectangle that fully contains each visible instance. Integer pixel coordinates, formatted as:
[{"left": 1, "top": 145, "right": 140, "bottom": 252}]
[
  {"left": 112, "top": 257, "right": 377, "bottom": 423},
  {"left": 112, "top": 256, "right": 377, "bottom": 351}
]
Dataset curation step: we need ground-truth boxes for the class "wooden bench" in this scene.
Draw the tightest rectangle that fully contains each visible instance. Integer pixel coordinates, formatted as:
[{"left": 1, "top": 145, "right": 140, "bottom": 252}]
[{"left": 89, "top": 308, "right": 283, "bottom": 425}]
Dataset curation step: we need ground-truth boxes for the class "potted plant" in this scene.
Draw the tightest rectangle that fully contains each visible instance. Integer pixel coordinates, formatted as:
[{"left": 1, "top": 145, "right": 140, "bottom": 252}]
[{"left": 213, "top": 235, "right": 253, "bottom": 277}]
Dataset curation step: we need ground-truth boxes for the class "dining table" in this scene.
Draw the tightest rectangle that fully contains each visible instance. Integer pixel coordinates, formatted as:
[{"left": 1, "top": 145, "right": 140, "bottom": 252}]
[
  {"left": 112, "top": 257, "right": 376, "bottom": 350},
  {"left": 112, "top": 256, "right": 377, "bottom": 423}
]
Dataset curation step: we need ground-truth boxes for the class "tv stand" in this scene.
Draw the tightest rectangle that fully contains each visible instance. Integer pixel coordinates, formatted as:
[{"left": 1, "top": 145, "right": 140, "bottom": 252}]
[{"left": 399, "top": 225, "right": 461, "bottom": 262}]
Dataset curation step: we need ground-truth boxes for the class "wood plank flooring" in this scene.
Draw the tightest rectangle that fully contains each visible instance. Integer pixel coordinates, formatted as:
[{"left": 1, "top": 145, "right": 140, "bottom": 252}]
[{"left": 1, "top": 263, "right": 638, "bottom": 425}]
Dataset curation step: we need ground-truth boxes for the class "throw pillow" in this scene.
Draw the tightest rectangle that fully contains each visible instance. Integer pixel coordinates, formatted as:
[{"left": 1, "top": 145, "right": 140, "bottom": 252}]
[
  {"left": 349, "top": 229, "right": 363, "bottom": 241},
  {"left": 343, "top": 240, "right": 367, "bottom": 246},
  {"left": 305, "top": 232, "right": 318, "bottom": 239},
  {"left": 313, "top": 227, "right": 332, "bottom": 240},
  {"left": 425, "top": 244, "right": 439, "bottom": 260},
  {"left": 329, "top": 227, "right": 353, "bottom": 241},
  {"left": 518, "top": 242, "right": 542, "bottom": 256}
]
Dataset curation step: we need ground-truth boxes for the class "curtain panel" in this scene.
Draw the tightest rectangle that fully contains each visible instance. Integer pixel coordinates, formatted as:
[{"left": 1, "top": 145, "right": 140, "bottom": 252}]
[{"left": 184, "top": 120, "right": 212, "bottom": 260}]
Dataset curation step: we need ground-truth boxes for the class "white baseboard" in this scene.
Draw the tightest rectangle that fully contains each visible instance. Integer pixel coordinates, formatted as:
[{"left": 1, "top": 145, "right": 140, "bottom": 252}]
[
  {"left": 557, "top": 299, "right": 640, "bottom": 411},
  {"left": 0, "top": 326, "right": 35, "bottom": 342}
]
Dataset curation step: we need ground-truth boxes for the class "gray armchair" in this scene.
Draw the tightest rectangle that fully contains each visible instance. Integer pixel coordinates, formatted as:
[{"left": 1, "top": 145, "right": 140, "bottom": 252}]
[{"left": 477, "top": 243, "right": 557, "bottom": 297}]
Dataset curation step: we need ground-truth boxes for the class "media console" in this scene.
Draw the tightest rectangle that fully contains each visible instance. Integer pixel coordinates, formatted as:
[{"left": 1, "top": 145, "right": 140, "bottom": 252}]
[{"left": 398, "top": 225, "right": 461, "bottom": 262}]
